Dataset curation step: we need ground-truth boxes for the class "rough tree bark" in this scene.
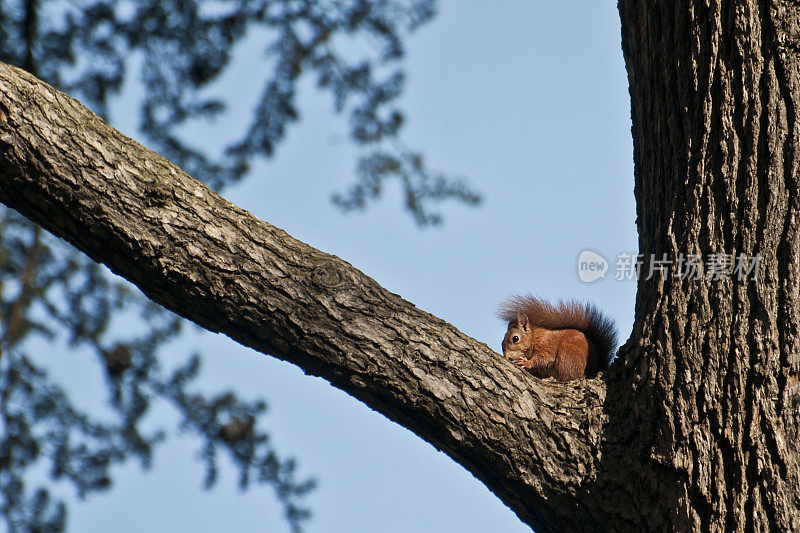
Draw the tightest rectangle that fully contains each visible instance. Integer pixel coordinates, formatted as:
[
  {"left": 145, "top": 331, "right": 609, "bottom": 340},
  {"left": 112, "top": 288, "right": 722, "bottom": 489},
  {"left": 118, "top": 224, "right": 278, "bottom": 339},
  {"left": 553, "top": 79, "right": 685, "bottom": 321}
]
[
  {"left": 610, "top": 0, "right": 800, "bottom": 530},
  {"left": 0, "top": 62, "right": 606, "bottom": 532},
  {"left": 1, "top": 0, "right": 799, "bottom": 530}
]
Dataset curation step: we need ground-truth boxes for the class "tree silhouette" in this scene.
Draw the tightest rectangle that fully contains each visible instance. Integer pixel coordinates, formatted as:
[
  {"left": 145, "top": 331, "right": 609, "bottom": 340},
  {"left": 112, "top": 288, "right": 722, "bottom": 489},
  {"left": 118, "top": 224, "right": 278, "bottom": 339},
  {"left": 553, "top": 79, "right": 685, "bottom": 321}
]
[{"left": 0, "top": 1, "right": 480, "bottom": 531}]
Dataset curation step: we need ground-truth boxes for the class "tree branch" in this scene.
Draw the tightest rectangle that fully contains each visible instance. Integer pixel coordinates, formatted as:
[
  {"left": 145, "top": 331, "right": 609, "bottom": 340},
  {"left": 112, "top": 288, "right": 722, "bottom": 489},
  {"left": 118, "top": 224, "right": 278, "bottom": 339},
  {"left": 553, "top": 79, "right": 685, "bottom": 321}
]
[{"left": 0, "top": 61, "right": 607, "bottom": 532}]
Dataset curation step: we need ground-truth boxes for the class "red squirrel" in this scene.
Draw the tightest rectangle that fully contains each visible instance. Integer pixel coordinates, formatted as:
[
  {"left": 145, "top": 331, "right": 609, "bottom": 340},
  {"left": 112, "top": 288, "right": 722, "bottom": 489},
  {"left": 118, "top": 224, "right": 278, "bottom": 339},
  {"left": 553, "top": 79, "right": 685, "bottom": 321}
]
[{"left": 498, "top": 295, "right": 617, "bottom": 382}]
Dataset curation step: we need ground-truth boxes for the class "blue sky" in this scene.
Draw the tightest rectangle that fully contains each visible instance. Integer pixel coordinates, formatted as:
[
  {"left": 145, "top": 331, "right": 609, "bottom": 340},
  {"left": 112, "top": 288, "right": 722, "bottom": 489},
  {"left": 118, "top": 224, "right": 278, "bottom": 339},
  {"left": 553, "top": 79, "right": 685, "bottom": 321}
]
[{"left": 41, "top": 1, "right": 637, "bottom": 532}]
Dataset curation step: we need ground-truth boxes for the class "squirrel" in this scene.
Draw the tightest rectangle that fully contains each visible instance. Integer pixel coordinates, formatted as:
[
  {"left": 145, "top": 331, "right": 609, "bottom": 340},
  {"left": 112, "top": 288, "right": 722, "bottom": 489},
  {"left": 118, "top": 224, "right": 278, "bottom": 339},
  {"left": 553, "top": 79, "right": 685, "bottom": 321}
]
[{"left": 498, "top": 295, "right": 617, "bottom": 382}]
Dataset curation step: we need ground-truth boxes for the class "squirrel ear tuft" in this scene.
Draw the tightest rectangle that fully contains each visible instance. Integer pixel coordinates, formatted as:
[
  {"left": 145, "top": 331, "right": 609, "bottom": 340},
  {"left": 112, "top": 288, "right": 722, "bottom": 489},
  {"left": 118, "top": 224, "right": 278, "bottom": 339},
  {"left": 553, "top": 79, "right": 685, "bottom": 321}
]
[{"left": 516, "top": 312, "right": 529, "bottom": 330}]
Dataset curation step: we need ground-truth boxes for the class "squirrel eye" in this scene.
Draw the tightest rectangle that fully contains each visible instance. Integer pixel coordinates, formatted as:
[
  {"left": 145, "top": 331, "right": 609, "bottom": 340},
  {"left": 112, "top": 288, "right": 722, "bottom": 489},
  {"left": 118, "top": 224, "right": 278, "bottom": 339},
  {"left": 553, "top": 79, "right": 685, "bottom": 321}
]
[{"left": 512, "top": 335, "right": 519, "bottom": 343}]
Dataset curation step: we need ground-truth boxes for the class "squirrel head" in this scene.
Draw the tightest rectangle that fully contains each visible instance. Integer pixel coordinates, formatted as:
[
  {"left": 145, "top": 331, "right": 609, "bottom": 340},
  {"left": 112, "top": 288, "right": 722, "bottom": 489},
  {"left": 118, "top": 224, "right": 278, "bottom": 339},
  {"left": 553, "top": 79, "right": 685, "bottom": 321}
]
[{"left": 501, "top": 312, "right": 534, "bottom": 361}]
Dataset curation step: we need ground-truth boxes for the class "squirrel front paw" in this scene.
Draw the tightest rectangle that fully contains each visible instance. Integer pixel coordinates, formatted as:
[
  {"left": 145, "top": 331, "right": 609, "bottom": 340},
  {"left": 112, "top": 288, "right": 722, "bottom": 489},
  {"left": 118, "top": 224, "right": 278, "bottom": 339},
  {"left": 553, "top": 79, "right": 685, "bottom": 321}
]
[{"left": 513, "top": 357, "right": 532, "bottom": 369}]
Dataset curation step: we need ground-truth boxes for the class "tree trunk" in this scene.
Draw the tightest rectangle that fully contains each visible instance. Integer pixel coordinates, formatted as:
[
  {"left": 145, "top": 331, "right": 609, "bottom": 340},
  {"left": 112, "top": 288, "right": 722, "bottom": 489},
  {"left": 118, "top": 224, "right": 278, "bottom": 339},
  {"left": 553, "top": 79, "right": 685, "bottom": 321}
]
[
  {"left": 1, "top": 0, "right": 799, "bottom": 528},
  {"left": 610, "top": 0, "right": 800, "bottom": 530}
]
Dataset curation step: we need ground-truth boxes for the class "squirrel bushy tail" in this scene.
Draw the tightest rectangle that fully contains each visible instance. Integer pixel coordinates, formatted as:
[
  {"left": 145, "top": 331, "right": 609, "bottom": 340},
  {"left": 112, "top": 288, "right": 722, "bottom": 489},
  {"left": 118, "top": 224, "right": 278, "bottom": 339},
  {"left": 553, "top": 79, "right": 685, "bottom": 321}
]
[{"left": 497, "top": 295, "right": 618, "bottom": 377}]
